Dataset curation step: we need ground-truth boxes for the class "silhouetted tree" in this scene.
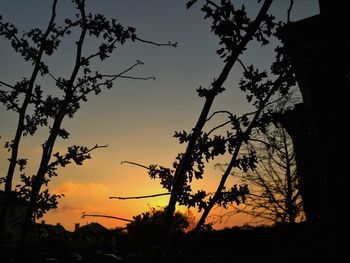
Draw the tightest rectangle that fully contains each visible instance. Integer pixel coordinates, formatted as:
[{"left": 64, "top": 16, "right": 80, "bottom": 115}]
[
  {"left": 134, "top": 0, "right": 298, "bottom": 233},
  {"left": 125, "top": 207, "right": 190, "bottom": 261},
  {"left": 215, "top": 116, "right": 305, "bottom": 225},
  {"left": 0, "top": 0, "right": 175, "bottom": 247},
  {"left": 127, "top": 207, "right": 189, "bottom": 238}
]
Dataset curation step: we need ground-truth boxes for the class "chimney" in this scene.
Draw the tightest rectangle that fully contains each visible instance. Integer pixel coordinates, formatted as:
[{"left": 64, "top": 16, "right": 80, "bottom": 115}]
[
  {"left": 75, "top": 223, "right": 80, "bottom": 231},
  {"left": 41, "top": 220, "right": 45, "bottom": 225}
]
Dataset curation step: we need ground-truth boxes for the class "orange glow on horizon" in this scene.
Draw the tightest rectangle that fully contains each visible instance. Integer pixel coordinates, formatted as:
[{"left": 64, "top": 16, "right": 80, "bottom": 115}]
[{"left": 41, "top": 157, "right": 253, "bottom": 232}]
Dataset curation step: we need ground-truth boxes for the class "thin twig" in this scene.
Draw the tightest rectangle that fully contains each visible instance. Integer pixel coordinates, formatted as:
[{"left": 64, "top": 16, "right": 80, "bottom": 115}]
[
  {"left": 207, "top": 120, "right": 231, "bottom": 136},
  {"left": 287, "top": 0, "right": 294, "bottom": 23},
  {"left": 237, "top": 58, "right": 248, "bottom": 73},
  {"left": 206, "top": 110, "right": 234, "bottom": 122},
  {"left": 81, "top": 213, "right": 133, "bottom": 222},
  {"left": 0, "top": 80, "right": 15, "bottom": 89},
  {"left": 120, "top": 161, "right": 149, "bottom": 170},
  {"left": 47, "top": 72, "right": 61, "bottom": 83},
  {"left": 206, "top": 1, "right": 220, "bottom": 10},
  {"left": 118, "top": 75, "right": 156, "bottom": 80},
  {"left": 101, "top": 60, "right": 144, "bottom": 81},
  {"left": 109, "top": 192, "right": 170, "bottom": 200},
  {"left": 135, "top": 37, "right": 177, "bottom": 47}
]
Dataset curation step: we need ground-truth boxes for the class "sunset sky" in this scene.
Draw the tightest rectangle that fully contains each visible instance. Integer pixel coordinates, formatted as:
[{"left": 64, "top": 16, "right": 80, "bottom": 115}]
[{"left": 0, "top": 0, "right": 319, "bottom": 231}]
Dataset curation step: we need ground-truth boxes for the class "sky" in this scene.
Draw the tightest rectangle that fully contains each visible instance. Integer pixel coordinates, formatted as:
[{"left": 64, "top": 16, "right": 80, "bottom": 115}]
[{"left": 0, "top": 0, "right": 319, "bottom": 231}]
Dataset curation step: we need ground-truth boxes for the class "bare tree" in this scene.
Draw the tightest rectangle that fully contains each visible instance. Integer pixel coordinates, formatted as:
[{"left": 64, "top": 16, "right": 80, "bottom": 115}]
[{"left": 215, "top": 120, "right": 305, "bottom": 225}]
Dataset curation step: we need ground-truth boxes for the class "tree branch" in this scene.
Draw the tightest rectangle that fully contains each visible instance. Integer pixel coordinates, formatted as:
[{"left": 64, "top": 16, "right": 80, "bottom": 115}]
[
  {"left": 206, "top": 110, "right": 234, "bottom": 122},
  {"left": 0, "top": 80, "right": 15, "bottom": 89},
  {"left": 100, "top": 60, "right": 156, "bottom": 81},
  {"left": 287, "top": 0, "right": 294, "bottom": 23},
  {"left": 193, "top": 77, "right": 279, "bottom": 232},
  {"left": 109, "top": 192, "right": 170, "bottom": 200},
  {"left": 166, "top": 0, "right": 273, "bottom": 229},
  {"left": 120, "top": 160, "right": 150, "bottom": 170},
  {"left": 207, "top": 120, "right": 231, "bottom": 136},
  {"left": 81, "top": 213, "right": 133, "bottom": 222},
  {"left": 135, "top": 37, "right": 177, "bottom": 47},
  {"left": 237, "top": 58, "right": 248, "bottom": 73}
]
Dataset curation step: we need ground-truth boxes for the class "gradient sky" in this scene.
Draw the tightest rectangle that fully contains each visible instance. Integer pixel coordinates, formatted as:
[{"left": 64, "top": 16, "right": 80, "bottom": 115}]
[{"left": 0, "top": 0, "right": 319, "bottom": 231}]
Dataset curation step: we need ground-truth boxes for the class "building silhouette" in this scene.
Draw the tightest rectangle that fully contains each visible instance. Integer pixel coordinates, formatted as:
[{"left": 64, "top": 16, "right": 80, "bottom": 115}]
[{"left": 277, "top": 0, "right": 348, "bottom": 259}]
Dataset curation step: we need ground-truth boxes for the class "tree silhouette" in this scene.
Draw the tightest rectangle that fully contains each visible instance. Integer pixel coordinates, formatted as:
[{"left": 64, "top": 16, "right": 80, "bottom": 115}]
[
  {"left": 125, "top": 207, "right": 191, "bottom": 261},
  {"left": 127, "top": 207, "right": 189, "bottom": 238},
  {"left": 0, "top": 0, "right": 175, "bottom": 247},
  {"left": 168, "top": 0, "right": 276, "bottom": 232},
  {"left": 135, "top": 0, "right": 299, "bottom": 233},
  {"left": 215, "top": 115, "right": 305, "bottom": 225}
]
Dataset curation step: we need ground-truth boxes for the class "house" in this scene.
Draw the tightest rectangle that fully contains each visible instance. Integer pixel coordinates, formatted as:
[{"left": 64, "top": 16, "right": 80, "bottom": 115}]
[
  {"left": 28, "top": 221, "right": 72, "bottom": 260},
  {"left": 276, "top": 0, "right": 348, "bottom": 260},
  {"left": 73, "top": 222, "right": 111, "bottom": 248},
  {"left": 33, "top": 220, "right": 70, "bottom": 240},
  {"left": 71, "top": 222, "right": 124, "bottom": 257}
]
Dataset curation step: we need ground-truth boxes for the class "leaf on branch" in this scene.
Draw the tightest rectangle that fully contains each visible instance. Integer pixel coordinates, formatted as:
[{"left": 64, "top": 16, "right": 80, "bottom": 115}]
[
  {"left": 174, "top": 130, "right": 190, "bottom": 144},
  {"left": 57, "top": 128, "right": 70, "bottom": 139},
  {"left": 17, "top": 158, "right": 28, "bottom": 171},
  {"left": 4, "top": 140, "right": 14, "bottom": 152},
  {"left": 148, "top": 165, "right": 174, "bottom": 191},
  {"left": 196, "top": 86, "right": 210, "bottom": 98}
]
